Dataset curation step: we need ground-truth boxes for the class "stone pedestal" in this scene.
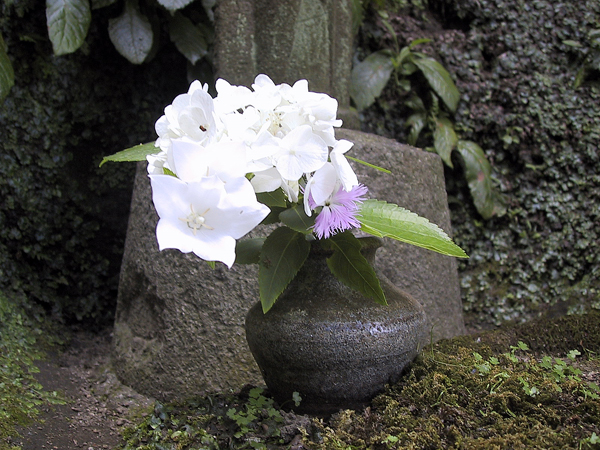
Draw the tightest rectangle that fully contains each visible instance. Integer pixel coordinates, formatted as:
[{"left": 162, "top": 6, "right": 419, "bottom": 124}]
[
  {"left": 112, "top": 0, "right": 465, "bottom": 401},
  {"left": 214, "top": 0, "right": 358, "bottom": 128},
  {"left": 112, "top": 131, "right": 464, "bottom": 401}
]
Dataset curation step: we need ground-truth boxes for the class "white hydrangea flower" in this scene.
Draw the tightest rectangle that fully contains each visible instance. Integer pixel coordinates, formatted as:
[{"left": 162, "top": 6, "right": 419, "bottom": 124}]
[
  {"left": 169, "top": 138, "right": 248, "bottom": 184},
  {"left": 155, "top": 80, "right": 217, "bottom": 152},
  {"left": 274, "top": 124, "right": 328, "bottom": 180},
  {"left": 149, "top": 174, "right": 269, "bottom": 268},
  {"left": 330, "top": 139, "right": 359, "bottom": 191}
]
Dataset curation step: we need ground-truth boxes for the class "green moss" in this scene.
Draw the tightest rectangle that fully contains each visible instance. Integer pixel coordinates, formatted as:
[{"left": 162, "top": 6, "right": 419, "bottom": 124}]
[
  {"left": 0, "top": 293, "right": 66, "bottom": 449},
  {"left": 112, "top": 312, "right": 600, "bottom": 449},
  {"left": 309, "top": 312, "right": 600, "bottom": 449}
]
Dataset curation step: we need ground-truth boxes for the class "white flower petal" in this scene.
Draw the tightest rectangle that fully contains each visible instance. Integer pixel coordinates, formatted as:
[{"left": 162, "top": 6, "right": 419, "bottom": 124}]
[{"left": 275, "top": 125, "right": 328, "bottom": 180}]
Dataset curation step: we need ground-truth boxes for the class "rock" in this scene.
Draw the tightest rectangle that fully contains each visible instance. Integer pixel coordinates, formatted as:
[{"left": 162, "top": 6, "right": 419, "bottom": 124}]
[
  {"left": 338, "top": 129, "right": 465, "bottom": 342},
  {"left": 213, "top": 0, "right": 358, "bottom": 128},
  {"left": 112, "top": 130, "right": 464, "bottom": 401}
]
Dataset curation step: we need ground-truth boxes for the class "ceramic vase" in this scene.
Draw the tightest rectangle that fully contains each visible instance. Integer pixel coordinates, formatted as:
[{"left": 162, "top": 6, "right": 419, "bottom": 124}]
[{"left": 245, "top": 237, "right": 426, "bottom": 415}]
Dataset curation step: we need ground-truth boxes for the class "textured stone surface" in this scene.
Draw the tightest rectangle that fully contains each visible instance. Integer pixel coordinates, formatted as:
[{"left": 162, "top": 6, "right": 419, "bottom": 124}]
[
  {"left": 245, "top": 238, "right": 426, "bottom": 415},
  {"left": 338, "top": 128, "right": 465, "bottom": 342},
  {"left": 213, "top": 0, "right": 357, "bottom": 127},
  {"left": 112, "top": 131, "right": 464, "bottom": 400},
  {"left": 112, "top": 163, "right": 263, "bottom": 400}
]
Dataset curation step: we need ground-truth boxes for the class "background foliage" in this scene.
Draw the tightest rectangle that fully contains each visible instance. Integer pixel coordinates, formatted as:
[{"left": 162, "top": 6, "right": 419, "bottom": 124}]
[
  {"left": 1, "top": 0, "right": 599, "bottom": 329},
  {"left": 0, "top": 0, "right": 189, "bottom": 323},
  {"left": 358, "top": 0, "right": 600, "bottom": 328}
]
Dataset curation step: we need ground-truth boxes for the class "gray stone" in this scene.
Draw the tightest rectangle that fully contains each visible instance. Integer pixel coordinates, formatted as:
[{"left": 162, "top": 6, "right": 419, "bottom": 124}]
[
  {"left": 112, "top": 162, "right": 263, "bottom": 400},
  {"left": 112, "top": 131, "right": 464, "bottom": 401},
  {"left": 213, "top": 0, "right": 357, "bottom": 127},
  {"left": 338, "top": 129, "right": 466, "bottom": 342}
]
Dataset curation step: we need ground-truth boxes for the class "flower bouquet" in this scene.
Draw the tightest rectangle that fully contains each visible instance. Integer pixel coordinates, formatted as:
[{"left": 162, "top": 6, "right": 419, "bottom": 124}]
[{"left": 102, "top": 74, "right": 467, "bottom": 313}]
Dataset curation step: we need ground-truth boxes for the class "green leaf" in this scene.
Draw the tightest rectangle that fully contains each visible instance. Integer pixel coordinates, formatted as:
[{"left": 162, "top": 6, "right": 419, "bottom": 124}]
[
  {"left": 0, "top": 34, "right": 14, "bottom": 102},
  {"left": 256, "top": 189, "right": 287, "bottom": 208},
  {"left": 46, "top": 0, "right": 91, "bottom": 55},
  {"left": 235, "top": 238, "right": 265, "bottom": 264},
  {"left": 156, "top": 0, "right": 194, "bottom": 11},
  {"left": 456, "top": 140, "right": 505, "bottom": 219},
  {"left": 279, "top": 204, "right": 315, "bottom": 234},
  {"left": 346, "top": 155, "right": 391, "bottom": 174},
  {"left": 99, "top": 142, "right": 157, "bottom": 167},
  {"left": 358, "top": 199, "right": 468, "bottom": 258},
  {"left": 326, "top": 232, "right": 386, "bottom": 305},
  {"left": 413, "top": 56, "right": 460, "bottom": 112},
  {"left": 258, "top": 227, "right": 310, "bottom": 313},
  {"left": 350, "top": 51, "right": 394, "bottom": 111},
  {"left": 406, "top": 111, "right": 426, "bottom": 146},
  {"left": 108, "top": 1, "right": 153, "bottom": 64},
  {"left": 169, "top": 13, "right": 208, "bottom": 65},
  {"left": 433, "top": 117, "right": 458, "bottom": 167}
]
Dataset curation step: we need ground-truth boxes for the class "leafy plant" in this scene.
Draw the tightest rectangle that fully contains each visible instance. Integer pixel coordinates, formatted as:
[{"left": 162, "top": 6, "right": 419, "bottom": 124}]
[
  {"left": 0, "top": 32, "right": 14, "bottom": 102},
  {"left": 0, "top": 293, "right": 66, "bottom": 447},
  {"left": 350, "top": 35, "right": 505, "bottom": 219},
  {"left": 43, "top": 0, "right": 214, "bottom": 65},
  {"left": 564, "top": 29, "right": 600, "bottom": 88}
]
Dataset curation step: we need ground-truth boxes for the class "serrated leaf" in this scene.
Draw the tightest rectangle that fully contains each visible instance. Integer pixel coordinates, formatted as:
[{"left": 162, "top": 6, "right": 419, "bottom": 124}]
[
  {"left": 359, "top": 199, "right": 468, "bottom": 258},
  {"left": 46, "top": 0, "right": 91, "bottom": 55},
  {"left": 235, "top": 238, "right": 265, "bottom": 265},
  {"left": 413, "top": 56, "right": 460, "bottom": 112},
  {"left": 279, "top": 204, "right": 315, "bottom": 234},
  {"left": 0, "top": 34, "right": 14, "bottom": 102},
  {"left": 327, "top": 232, "right": 386, "bottom": 305},
  {"left": 456, "top": 140, "right": 505, "bottom": 219},
  {"left": 258, "top": 227, "right": 310, "bottom": 313},
  {"left": 108, "top": 1, "right": 153, "bottom": 64},
  {"left": 169, "top": 13, "right": 208, "bottom": 65},
  {"left": 156, "top": 0, "right": 194, "bottom": 11},
  {"left": 433, "top": 117, "right": 458, "bottom": 167},
  {"left": 350, "top": 51, "right": 394, "bottom": 111},
  {"left": 99, "top": 142, "right": 157, "bottom": 167}
]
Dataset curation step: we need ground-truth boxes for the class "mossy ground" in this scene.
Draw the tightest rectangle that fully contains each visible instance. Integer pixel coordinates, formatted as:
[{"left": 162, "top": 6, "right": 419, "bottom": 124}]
[
  {"left": 114, "top": 312, "right": 600, "bottom": 450},
  {"left": 0, "top": 294, "right": 66, "bottom": 450}
]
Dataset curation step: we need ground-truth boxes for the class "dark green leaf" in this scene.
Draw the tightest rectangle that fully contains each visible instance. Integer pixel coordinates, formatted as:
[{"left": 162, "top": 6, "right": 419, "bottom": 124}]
[
  {"left": 433, "top": 117, "right": 458, "bottom": 168},
  {"left": 235, "top": 238, "right": 265, "bottom": 265},
  {"left": 413, "top": 57, "right": 460, "bottom": 112},
  {"left": 279, "top": 204, "right": 315, "bottom": 234},
  {"left": 456, "top": 140, "right": 505, "bottom": 219},
  {"left": 46, "top": 0, "right": 91, "bottom": 55},
  {"left": 350, "top": 51, "right": 394, "bottom": 111},
  {"left": 108, "top": 1, "right": 153, "bottom": 64},
  {"left": 327, "top": 232, "right": 386, "bottom": 305},
  {"left": 406, "top": 112, "right": 426, "bottom": 146},
  {"left": 169, "top": 13, "right": 208, "bottom": 65},
  {"left": 0, "top": 34, "right": 14, "bottom": 102},
  {"left": 256, "top": 189, "right": 287, "bottom": 208},
  {"left": 99, "top": 142, "right": 157, "bottom": 167},
  {"left": 359, "top": 199, "right": 468, "bottom": 258},
  {"left": 258, "top": 227, "right": 310, "bottom": 313}
]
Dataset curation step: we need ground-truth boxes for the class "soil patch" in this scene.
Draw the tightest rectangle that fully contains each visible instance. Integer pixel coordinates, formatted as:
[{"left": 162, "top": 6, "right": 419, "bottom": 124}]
[{"left": 10, "top": 329, "right": 153, "bottom": 450}]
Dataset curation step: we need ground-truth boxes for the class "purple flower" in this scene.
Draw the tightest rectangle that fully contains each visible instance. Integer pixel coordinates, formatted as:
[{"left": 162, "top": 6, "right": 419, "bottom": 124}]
[{"left": 311, "top": 184, "right": 368, "bottom": 239}]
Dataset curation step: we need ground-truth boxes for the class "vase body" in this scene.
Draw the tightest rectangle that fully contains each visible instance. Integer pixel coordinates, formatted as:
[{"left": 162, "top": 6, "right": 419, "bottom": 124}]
[{"left": 245, "top": 238, "right": 426, "bottom": 415}]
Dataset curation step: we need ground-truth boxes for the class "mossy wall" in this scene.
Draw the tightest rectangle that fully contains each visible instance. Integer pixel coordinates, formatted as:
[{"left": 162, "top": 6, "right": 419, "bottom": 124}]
[
  {"left": 0, "top": 0, "right": 189, "bottom": 323},
  {"left": 359, "top": 0, "right": 600, "bottom": 328}
]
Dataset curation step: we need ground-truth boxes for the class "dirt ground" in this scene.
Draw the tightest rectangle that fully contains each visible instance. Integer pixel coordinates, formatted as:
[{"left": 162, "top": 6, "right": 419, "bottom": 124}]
[{"left": 10, "top": 328, "right": 154, "bottom": 450}]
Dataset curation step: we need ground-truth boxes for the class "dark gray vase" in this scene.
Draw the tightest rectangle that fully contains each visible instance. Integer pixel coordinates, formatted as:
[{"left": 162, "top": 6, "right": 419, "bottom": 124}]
[{"left": 245, "top": 237, "right": 426, "bottom": 415}]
